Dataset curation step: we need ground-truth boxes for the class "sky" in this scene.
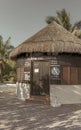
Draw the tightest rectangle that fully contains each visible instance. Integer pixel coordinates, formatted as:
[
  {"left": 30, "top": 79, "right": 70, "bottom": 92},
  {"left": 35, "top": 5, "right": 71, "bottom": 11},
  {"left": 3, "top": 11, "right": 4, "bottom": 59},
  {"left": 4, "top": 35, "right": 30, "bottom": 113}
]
[{"left": 0, "top": 0, "right": 81, "bottom": 47}]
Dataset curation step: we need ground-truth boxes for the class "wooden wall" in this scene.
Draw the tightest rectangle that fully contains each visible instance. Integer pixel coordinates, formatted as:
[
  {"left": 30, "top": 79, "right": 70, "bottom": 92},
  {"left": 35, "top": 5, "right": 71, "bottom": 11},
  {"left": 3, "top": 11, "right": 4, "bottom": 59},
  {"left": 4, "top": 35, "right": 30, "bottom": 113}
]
[
  {"left": 16, "top": 54, "right": 81, "bottom": 85},
  {"left": 16, "top": 58, "right": 31, "bottom": 82},
  {"left": 58, "top": 55, "right": 81, "bottom": 85},
  {"left": 50, "top": 55, "right": 81, "bottom": 85}
]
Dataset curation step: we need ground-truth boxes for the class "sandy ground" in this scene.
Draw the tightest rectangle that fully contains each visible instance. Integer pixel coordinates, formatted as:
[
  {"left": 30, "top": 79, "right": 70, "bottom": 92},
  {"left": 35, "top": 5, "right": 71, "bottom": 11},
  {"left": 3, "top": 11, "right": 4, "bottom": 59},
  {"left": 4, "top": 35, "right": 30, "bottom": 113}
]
[{"left": 0, "top": 86, "right": 81, "bottom": 130}]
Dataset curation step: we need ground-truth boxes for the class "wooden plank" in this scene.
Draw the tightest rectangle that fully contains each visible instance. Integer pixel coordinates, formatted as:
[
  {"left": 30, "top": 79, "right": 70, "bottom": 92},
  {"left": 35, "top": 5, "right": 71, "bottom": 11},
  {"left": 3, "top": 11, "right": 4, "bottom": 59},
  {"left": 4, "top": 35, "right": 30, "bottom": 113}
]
[
  {"left": 62, "top": 66, "right": 70, "bottom": 84},
  {"left": 70, "top": 67, "right": 78, "bottom": 84},
  {"left": 17, "top": 67, "right": 21, "bottom": 81},
  {"left": 20, "top": 67, "right": 24, "bottom": 82},
  {"left": 78, "top": 67, "right": 81, "bottom": 84}
]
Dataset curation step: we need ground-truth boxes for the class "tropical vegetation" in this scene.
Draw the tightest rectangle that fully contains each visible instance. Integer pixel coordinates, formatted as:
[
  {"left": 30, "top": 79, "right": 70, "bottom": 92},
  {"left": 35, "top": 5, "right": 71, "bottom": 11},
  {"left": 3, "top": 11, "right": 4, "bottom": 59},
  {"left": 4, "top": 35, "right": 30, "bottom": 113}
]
[
  {"left": 46, "top": 8, "right": 81, "bottom": 38},
  {"left": 0, "top": 36, "right": 16, "bottom": 83}
]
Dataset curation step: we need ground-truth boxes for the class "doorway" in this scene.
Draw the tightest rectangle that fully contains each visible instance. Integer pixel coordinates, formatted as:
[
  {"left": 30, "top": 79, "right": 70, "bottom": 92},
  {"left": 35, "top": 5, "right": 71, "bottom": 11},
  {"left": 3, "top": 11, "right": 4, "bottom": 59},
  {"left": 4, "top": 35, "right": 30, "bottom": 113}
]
[{"left": 31, "top": 61, "right": 50, "bottom": 96}]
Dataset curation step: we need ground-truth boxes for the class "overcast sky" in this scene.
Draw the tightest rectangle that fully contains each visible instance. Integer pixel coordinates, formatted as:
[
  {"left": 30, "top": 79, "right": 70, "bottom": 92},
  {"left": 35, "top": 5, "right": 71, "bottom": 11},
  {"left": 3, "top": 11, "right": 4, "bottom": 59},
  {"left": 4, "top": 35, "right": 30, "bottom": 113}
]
[{"left": 0, "top": 0, "right": 81, "bottom": 47}]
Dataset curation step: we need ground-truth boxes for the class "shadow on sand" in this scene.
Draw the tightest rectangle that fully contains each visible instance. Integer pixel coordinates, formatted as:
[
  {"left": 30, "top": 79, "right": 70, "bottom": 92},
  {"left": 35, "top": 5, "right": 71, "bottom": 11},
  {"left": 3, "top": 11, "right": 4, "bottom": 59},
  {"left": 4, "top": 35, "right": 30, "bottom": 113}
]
[{"left": 0, "top": 92, "right": 81, "bottom": 130}]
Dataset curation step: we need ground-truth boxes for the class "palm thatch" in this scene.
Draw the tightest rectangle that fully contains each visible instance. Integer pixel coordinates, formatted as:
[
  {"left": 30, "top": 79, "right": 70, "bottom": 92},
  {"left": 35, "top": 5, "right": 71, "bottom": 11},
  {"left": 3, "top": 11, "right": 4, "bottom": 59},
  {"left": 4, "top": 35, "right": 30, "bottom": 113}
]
[{"left": 10, "top": 22, "right": 81, "bottom": 58}]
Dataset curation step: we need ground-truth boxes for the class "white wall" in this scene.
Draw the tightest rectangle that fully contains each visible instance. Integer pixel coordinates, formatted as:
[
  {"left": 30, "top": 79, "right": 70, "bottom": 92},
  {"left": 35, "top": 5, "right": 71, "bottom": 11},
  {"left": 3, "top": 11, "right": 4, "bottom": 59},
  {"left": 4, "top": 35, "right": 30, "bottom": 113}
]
[{"left": 50, "top": 85, "right": 81, "bottom": 106}]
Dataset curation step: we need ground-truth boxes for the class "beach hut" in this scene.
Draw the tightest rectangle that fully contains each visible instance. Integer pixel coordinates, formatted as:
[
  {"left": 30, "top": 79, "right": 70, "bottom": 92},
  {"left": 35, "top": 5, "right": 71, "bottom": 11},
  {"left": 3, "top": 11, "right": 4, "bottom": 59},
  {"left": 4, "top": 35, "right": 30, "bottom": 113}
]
[{"left": 10, "top": 22, "right": 81, "bottom": 105}]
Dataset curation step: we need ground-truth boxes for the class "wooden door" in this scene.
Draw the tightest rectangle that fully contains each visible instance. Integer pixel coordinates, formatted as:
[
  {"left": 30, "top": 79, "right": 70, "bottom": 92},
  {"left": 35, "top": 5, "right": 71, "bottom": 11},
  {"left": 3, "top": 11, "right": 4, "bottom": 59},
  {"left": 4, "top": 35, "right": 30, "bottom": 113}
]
[{"left": 31, "top": 61, "right": 49, "bottom": 95}]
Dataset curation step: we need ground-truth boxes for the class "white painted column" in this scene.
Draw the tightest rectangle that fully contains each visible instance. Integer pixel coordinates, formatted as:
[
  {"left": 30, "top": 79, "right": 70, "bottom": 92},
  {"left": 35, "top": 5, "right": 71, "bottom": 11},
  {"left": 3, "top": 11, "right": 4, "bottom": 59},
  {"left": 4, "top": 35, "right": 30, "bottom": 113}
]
[{"left": 16, "top": 82, "right": 30, "bottom": 100}]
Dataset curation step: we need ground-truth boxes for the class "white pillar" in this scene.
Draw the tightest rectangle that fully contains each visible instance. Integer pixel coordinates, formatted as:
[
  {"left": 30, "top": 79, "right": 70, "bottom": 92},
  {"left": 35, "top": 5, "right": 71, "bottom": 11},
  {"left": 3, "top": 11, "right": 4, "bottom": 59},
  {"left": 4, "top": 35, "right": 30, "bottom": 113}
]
[{"left": 16, "top": 82, "right": 30, "bottom": 100}]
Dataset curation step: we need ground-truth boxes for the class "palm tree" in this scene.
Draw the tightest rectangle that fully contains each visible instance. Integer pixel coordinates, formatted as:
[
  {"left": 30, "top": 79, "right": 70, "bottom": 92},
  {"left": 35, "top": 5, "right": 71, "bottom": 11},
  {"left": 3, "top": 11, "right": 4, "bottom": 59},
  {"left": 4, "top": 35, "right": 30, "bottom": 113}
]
[
  {"left": 46, "top": 8, "right": 72, "bottom": 31},
  {"left": 5, "top": 37, "right": 14, "bottom": 53},
  {"left": 0, "top": 36, "right": 7, "bottom": 82},
  {"left": 46, "top": 8, "right": 81, "bottom": 38},
  {"left": 72, "top": 21, "right": 81, "bottom": 38},
  {"left": 74, "top": 21, "right": 81, "bottom": 30},
  {"left": 0, "top": 56, "right": 5, "bottom": 82},
  {"left": 0, "top": 36, "right": 15, "bottom": 83}
]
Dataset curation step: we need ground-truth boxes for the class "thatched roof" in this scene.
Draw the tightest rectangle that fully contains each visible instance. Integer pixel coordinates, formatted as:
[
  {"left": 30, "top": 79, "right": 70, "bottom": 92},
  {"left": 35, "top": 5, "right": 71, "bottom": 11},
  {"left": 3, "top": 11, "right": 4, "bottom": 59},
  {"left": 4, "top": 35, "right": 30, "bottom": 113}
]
[{"left": 10, "top": 22, "right": 81, "bottom": 58}]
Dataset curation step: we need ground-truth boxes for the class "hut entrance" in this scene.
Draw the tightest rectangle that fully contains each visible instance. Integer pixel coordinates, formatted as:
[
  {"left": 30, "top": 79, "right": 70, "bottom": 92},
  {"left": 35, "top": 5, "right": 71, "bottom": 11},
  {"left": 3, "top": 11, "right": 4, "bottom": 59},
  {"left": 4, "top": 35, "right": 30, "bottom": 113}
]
[{"left": 31, "top": 61, "right": 50, "bottom": 96}]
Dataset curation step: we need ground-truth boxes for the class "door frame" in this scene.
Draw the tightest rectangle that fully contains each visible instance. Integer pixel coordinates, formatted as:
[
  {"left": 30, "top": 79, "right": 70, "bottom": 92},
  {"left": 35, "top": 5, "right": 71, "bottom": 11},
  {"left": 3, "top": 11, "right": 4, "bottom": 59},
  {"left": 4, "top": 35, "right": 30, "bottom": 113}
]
[{"left": 30, "top": 60, "right": 50, "bottom": 96}]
